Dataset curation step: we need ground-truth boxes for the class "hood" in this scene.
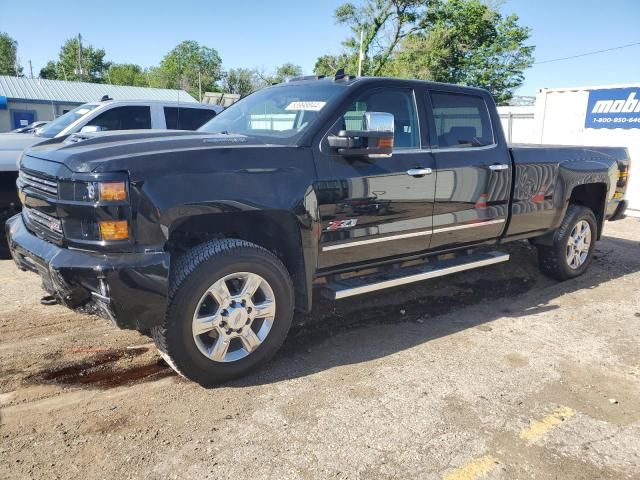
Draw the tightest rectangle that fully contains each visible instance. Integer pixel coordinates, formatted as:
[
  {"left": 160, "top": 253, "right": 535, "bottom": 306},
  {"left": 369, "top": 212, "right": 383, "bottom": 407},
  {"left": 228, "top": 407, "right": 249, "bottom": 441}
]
[
  {"left": 0, "top": 132, "right": 44, "bottom": 171},
  {"left": 24, "top": 130, "right": 268, "bottom": 173}
]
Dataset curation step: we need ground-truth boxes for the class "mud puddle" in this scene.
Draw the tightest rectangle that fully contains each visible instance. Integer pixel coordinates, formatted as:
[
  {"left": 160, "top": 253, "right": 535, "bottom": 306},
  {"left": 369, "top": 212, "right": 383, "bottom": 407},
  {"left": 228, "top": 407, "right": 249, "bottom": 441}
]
[{"left": 27, "top": 346, "right": 174, "bottom": 389}]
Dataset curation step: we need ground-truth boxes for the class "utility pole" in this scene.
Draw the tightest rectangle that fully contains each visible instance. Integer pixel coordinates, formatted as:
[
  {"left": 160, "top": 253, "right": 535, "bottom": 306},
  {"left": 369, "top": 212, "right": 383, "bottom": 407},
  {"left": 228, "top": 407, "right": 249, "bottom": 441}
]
[
  {"left": 28, "top": 60, "right": 33, "bottom": 79},
  {"left": 198, "top": 70, "right": 202, "bottom": 102},
  {"left": 357, "top": 29, "right": 365, "bottom": 77},
  {"left": 76, "top": 33, "right": 84, "bottom": 80}
]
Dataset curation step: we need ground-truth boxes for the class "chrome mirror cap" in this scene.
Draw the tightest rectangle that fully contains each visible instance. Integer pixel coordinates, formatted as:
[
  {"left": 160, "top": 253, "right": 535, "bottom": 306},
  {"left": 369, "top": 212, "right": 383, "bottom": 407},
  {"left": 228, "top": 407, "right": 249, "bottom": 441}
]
[{"left": 363, "top": 112, "right": 394, "bottom": 132}]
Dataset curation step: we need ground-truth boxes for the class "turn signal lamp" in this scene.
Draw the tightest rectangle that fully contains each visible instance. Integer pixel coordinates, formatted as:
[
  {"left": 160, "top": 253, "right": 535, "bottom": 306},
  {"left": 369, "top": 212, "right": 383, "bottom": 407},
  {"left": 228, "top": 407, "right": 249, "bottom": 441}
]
[
  {"left": 378, "top": 137, "right": 394, "bottom": 149},
  {"left": 99, "top": 220, "right": 129, "bottom": 241}
]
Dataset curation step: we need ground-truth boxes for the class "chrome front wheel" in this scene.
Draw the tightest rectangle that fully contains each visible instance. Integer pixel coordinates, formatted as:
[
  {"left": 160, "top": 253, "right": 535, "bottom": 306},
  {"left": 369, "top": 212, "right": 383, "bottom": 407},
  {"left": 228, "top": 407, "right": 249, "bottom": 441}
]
[{"left": 192, "top": 272, "right": 276, "bottom": 363}]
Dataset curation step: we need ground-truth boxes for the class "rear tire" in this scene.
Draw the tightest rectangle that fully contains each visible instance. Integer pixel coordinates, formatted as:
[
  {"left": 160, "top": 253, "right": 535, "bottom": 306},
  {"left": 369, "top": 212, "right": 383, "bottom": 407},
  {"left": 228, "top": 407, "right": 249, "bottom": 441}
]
[
  {"left": 152, "top": 239, "right": 294, "bottom": 387},
  {"left": 536, "top": 204, "right": 597, "bottom": 281}
]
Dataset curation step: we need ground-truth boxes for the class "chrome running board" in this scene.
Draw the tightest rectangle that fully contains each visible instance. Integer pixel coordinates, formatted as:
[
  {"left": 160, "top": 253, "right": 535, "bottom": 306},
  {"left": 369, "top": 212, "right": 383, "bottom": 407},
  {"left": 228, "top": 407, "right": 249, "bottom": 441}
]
[{"left": 322, "top": 251, "right": 510, "bottom": 300}]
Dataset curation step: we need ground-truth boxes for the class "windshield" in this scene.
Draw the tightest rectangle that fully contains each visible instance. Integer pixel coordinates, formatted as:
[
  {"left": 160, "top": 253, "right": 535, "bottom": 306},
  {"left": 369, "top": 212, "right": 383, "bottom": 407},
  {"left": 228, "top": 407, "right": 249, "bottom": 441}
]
[
  {"left": 37, "top": 104, "right": 100, "bottom": 138},
  {"left": 198, "top": 83, "right": 347, "bottom": 144}
]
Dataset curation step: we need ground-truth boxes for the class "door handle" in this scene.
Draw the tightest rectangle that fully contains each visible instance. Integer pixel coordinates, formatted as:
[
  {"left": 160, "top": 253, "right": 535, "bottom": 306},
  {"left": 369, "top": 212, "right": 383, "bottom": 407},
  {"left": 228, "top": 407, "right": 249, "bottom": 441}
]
[
  {"left": 406, "top": 168, "right": 433, "bottom": 177},
  {"left": 488, "top": 164, "right": 509, "bottom": 171}
]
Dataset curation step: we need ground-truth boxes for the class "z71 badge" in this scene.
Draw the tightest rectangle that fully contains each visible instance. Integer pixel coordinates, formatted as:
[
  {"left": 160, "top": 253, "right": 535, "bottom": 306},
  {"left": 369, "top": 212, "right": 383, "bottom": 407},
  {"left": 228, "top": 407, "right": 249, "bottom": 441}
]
[{"left": 326, "top": 219, "right": 358, "bottom": 231}]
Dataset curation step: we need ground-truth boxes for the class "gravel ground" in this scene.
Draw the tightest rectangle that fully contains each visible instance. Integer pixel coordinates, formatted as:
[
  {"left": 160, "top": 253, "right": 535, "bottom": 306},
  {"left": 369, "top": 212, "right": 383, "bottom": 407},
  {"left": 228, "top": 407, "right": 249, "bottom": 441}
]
[{"left": 1, "top": 218, "right": 639, "bottom": 480}]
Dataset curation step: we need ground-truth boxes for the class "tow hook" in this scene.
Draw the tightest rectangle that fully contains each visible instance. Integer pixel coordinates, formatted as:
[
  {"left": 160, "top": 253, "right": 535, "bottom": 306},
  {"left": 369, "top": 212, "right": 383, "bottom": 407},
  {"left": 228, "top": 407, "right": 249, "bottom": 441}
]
[{"left": 40, "top": 295, "right": 58, "bottom": 306}]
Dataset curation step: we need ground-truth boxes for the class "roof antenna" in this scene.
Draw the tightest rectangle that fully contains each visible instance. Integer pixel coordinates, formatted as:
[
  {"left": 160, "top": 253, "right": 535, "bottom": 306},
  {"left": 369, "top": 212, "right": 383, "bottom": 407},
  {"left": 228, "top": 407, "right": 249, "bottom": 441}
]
[
  {"left": 100, "top": 95, "right": 113, "bottom": 102},
  {"left": 334, "top": 68, "right": 346, "bottom": 80}
]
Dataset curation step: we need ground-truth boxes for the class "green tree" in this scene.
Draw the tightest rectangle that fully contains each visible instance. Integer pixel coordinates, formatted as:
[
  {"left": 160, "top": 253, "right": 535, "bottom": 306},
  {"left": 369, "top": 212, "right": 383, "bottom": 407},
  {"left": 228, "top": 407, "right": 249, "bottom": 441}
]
[
  {"left": 56, "top": 37, "right": 109, "bottom": 82},
  {"left": 255, "top": 63, "right": 304, "bottom": 85},
  {"left": 222, "top": 63, "right": 304, "bottom": 97},
  {"left": 393, "top": 0, "right": 534, "bottom": 103},
  {"left": 155, "top": 40, "right": 222, "bottom": 99},
  {"left": 222, "top": 68, "right": 259, "bottom": 97},
  {"left": 146, "top": 66, "right": 171, "bottom": 89},
  {"left": 106, "top": 63, "right": 149, "bottom": 87},
  {"left": 0, "top": 32, "right": 22, "bottom": 76},
  {"left": 271, "top": 63, "right": 303, "bottom": 83},
  {"left": 39, "top": 37, "right": 109, "bottom": 82},
  {"left": 315, "top": 1, "right": 423, "bottom": 77},
  {"left": 39, "top": 61, "right": 57, "bottom": 79},
  {"left": 315, "top": 0, "right": 534, "bottom": 103},
  {"left": 314, "top": 53, "right": 358, "bottom": 78}
]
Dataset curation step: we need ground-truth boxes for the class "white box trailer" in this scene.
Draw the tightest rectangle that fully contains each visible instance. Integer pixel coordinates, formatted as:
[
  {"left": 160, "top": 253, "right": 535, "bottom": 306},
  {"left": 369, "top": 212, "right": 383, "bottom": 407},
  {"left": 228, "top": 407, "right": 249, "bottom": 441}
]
[
  {"left": 534, "top": 84, "right": 640, "bottom": 217},
  {"left": 497, "top": 105, "right": 536, "bottom": 143}
]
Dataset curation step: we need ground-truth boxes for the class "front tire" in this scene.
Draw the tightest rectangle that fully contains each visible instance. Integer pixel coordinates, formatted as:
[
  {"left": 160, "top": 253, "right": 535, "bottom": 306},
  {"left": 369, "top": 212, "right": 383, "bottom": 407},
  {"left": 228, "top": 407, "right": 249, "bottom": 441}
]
[
  {"left": 536, "top": 204, "right": 597, "bottom": 281},
  {"left": 152, "top": 239, "right": 294, "bottom": 387},
  {"left": 1, "top": 216, "right": 12, "bottom": 260}
]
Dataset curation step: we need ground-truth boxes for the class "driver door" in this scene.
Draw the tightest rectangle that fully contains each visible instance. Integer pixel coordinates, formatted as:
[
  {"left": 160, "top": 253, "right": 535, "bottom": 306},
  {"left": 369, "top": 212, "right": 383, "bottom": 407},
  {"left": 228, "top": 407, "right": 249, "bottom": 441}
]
[{"left": 313, "top": 86, "right": 436, "bottom": 270}]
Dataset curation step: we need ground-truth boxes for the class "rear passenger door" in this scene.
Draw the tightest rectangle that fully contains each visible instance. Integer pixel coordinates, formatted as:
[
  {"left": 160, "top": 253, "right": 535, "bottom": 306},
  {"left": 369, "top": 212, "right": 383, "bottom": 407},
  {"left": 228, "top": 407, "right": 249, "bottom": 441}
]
[
  {"left": 85, "top": 106, "right": 152, "bottom": 131},
  {"left": 427, "top": 90, "right": 511, "bottom": 249},
  {"left": 164, "top": 107, "right": 218, "bottom": 130}
]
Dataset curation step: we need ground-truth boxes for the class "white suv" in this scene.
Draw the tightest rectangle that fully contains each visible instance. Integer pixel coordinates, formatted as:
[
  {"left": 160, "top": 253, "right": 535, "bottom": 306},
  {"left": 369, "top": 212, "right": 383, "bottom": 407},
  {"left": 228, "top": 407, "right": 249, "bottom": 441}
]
[
  {"left": 0, "top": 99, "right": 222, "bottom": 256},
  {"left": 36, "top": 100, "right": 223, "bottom": 139},
  {"left": 0, "top": 99, "right": 223, "bottom": 170}
]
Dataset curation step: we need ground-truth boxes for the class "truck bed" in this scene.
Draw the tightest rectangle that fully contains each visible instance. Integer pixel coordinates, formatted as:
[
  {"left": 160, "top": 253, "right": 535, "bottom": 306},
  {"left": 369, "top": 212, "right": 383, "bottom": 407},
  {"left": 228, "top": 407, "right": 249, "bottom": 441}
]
[{"left": 506, "top": 144, "right": 630, "bottom": 239}]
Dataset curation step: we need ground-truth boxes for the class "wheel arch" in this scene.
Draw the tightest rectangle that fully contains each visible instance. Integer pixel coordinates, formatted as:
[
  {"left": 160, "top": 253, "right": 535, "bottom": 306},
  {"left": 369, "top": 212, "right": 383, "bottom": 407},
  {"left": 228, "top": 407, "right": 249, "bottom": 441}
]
[
  {"left": 531, "top": 180, "right": 608, "bottom": 247},
  {"left": 567, "top": 182, "right": 608, "bottom": 240},
  {"left": 167, "top": 210, "right": 312, "bottom": 312}
]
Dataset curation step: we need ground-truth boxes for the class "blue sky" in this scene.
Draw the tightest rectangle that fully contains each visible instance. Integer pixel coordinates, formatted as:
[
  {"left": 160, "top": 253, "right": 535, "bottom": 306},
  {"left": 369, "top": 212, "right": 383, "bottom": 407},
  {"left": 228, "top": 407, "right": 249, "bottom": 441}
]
[{"left": 2, "top": 0, "right": 639, "bottom": 96}]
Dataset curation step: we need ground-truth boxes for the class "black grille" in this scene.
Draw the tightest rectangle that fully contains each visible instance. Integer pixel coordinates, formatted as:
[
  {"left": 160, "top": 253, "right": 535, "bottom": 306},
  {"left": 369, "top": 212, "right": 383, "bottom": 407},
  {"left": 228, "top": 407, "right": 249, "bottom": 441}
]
[
  {"left": 22, "top": 207, "right": 63, "bottom": 245},
  {"left": 19, "top": 170, "right": 58, "bottom": 197}
]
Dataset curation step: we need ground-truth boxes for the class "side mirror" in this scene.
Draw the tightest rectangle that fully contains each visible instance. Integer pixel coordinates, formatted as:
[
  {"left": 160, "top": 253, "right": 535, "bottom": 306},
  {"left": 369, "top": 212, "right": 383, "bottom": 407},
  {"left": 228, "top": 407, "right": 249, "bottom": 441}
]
[
  {"left": 80, "top": 125, "right": 105, "bottom": 133},
  {"left": 328, "top": 112, "right": 394, "bottom": 158}
]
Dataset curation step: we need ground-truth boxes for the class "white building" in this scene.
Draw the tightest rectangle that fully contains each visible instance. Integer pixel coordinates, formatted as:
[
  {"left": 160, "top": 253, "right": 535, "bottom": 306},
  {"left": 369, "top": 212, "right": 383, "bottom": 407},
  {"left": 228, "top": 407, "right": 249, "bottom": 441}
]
[
  {"left": 498, "top": 84, "right": 640, "bottom": 217},
  {"left": 0, "top": 76, "right": 197, "bottom": 133}
]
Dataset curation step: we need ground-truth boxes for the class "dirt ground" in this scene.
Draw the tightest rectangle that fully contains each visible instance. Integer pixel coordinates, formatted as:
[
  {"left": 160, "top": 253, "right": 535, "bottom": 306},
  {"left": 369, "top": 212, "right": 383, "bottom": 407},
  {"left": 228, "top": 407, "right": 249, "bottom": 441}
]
[{"left": 1, "top": 218, "right": 639, "bottom": 480}]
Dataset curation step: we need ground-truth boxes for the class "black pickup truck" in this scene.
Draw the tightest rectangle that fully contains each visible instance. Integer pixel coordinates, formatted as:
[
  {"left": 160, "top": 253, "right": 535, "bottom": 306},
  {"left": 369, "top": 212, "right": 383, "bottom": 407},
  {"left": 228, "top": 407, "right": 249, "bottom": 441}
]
[{"left": 6, "top": 75, "right": 630, "bottom": 386}]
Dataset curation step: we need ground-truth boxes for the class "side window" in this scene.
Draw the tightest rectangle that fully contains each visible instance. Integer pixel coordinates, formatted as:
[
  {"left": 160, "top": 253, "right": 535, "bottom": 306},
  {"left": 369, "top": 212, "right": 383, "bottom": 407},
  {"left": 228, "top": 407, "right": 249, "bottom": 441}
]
[
  {"left": 164, "top": 107, "right": 217, "bottom": 130},
  {"left": 178, "top": 108, "right": 217, "bottom": 130},
  {"left": 87, "top": 106, "right": 151, "bottom": 131},
  {"left": 164, "top": 107, "right": 179, "bottom": 129},
  {"left": 333, "top": 88, "right": 420, "bottom": 149},
  {"left": 430, "top": 92, "right": 494, "bottom": 148}
]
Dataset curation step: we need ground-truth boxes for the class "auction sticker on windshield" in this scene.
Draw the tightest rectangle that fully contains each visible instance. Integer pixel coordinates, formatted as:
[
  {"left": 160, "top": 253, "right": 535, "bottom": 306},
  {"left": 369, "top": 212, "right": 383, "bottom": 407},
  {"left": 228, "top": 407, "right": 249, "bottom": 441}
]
[{"left": 285, "top": 101, "right": 326, "bottom": 111}]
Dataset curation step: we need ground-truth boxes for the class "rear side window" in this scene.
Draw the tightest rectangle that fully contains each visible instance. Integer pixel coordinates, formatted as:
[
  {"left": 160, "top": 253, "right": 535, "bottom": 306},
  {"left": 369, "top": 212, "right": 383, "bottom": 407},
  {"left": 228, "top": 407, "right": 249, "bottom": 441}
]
[
  {"left": 87, "top": 106, "right": 151, "bottom": 131},
  {"left": 430, "top": 92, "right": 494, "bottom": 148},
  {"left": 164, "top": 107, "right": 217, "bottom": 130}
]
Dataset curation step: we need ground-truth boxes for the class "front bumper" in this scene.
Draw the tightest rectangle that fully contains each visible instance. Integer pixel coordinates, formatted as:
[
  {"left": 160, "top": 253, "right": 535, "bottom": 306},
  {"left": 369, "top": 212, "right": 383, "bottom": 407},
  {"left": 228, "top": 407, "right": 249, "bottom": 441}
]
[{"left": 6, "top": 214, "right": 169, "bottom": 330}]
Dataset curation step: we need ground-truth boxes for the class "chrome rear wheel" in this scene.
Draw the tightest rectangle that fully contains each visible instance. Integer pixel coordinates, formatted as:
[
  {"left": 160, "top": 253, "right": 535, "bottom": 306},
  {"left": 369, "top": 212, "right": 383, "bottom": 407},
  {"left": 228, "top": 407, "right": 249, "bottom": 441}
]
[
  {"left": 566, "top": 220, "right": 591, "bottom": 269},
  {"left": 537, "top": 205, "right": 597, "bottom": 281}
]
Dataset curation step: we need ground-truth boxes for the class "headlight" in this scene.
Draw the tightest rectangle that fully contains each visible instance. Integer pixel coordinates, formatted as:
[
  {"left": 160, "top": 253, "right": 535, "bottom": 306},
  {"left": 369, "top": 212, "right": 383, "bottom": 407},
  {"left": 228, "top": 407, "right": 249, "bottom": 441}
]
[
  {"left": 56, "top": 177, "right": 131, "bottom": 244},
  {"left": 59, "top": 180, "right": 128, "bottom": 203}
]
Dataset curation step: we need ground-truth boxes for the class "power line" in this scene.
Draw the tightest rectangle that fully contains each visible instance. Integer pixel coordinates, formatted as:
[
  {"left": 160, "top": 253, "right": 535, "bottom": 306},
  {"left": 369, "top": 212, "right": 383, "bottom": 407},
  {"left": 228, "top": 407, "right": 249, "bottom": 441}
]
[{"left": 534, "top": 41, "right": 640, "bottom": 65}]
